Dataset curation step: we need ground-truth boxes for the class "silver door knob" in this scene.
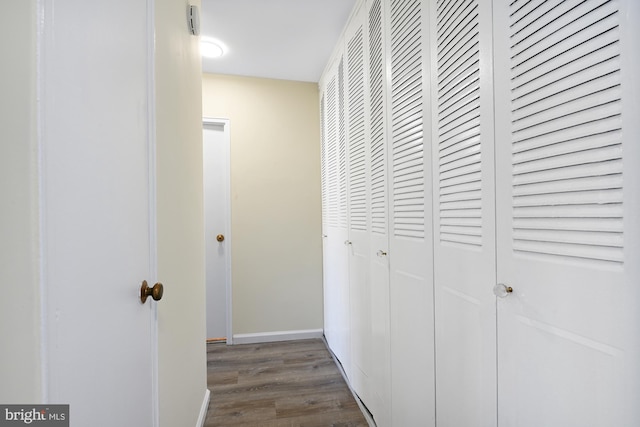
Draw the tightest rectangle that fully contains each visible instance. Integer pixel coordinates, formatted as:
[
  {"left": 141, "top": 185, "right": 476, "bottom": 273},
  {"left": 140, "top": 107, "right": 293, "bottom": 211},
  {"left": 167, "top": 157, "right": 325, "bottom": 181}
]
[
  {"left": 493, "top": 283, "right": 513, "bottom": 298},
  {"left": 344, "top": 240, "right": 352, "bottom": 245},
  {"left": 377, "top": 250, "right": 387, "bottom": 257}
]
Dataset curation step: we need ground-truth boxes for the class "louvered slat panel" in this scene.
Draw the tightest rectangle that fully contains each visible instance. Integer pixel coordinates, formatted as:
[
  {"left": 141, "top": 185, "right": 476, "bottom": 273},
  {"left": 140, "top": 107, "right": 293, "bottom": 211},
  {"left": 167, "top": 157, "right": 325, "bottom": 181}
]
[
  {"left": 437, "top": 0, "right": 482, "bottom": 248},
  {"left": 326, "top": 76, "right": 339, "bottom": 228},
  {"left": 391, "top": 0, "right": 424, "bottom": 239},
  {"left": 348, "top": 27, "right": 367, "bottom": 232},
  {"left": 510, "top": 0, "right": 623, "bottom": 264},
  {"left": 514, "top": 156, "right": 622, "bottom": 186},
  {"left": 320, "top": 95, "right": 327, "bottom": 229},
  {"left": 338, "top": 57, "right": 347, "bottom": 229},
  {"left": 369, "top": 0, "right": 386, "bottom": 235}
]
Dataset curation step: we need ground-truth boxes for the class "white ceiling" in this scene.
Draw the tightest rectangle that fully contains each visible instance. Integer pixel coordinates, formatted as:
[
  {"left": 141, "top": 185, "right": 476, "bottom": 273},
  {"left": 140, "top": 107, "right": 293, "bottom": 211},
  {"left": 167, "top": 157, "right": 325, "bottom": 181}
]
[{"left": 200, "top": 0, "right": 356, "bottom": 83}]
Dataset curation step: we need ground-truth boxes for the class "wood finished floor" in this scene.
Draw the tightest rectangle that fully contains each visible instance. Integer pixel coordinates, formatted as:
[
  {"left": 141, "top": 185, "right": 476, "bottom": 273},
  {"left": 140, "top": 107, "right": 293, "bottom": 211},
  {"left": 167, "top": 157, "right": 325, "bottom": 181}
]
[{"left": 204, "top": 339, "right": 368, "bottom": 426}]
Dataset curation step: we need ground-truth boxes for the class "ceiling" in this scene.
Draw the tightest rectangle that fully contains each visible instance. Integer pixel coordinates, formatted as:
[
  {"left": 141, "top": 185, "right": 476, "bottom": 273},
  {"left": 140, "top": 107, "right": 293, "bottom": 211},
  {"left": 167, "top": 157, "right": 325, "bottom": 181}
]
[{"left": 200, "top": 0, "right": 357, "bottom": 83}]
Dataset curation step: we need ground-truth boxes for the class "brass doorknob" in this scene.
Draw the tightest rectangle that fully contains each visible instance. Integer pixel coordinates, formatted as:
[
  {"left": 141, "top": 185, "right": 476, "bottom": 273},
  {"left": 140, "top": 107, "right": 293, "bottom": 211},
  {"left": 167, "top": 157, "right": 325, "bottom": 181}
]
[
  {"left": 216, "top": 234, "right": 225, "bottom": 242},
  {"left": 140, "top": 280, "right": 164, "bottom": 303}
]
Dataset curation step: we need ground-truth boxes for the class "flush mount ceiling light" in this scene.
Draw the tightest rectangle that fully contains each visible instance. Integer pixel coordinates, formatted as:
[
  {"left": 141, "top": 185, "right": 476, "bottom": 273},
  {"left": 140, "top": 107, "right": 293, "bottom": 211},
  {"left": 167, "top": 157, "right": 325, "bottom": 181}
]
[{"left": 201, "top": 38, "right": 226, "bottom": 58}]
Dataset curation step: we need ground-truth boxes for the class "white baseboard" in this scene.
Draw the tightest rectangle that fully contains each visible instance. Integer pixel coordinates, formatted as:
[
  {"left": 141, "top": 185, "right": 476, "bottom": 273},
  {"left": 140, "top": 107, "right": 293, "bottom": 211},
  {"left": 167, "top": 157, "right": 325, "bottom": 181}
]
[
  {"left": 232, "top": 329, "right": 323, "bottom": 345},
  {"left": 196, "top": 389, "right": 211, "bottom": 427}
]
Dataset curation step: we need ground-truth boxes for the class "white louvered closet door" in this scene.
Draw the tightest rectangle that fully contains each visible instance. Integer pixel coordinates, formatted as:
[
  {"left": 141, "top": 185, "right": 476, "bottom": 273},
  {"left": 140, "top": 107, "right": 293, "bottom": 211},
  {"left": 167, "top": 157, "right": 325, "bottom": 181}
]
[
  {"left": 344, "top": 1, "right": 375, "bottom": 410},
  {"left": 494, "top": 1, "right": 640, "bottom": 426},
  {"left": 431, "top": 0, "right": 497, "bottom": 426},
  {"left": 365, "top": 0, "right": 392, "bottom": 423},
  {"left": 385, "top": 0, "right": 435, "bottom": 425},
  {"left": 334, "top": 53, "right": 352, "bottom": 378},
  {"left": 320, "top": 53, "right": 350, "bottom": 374}
]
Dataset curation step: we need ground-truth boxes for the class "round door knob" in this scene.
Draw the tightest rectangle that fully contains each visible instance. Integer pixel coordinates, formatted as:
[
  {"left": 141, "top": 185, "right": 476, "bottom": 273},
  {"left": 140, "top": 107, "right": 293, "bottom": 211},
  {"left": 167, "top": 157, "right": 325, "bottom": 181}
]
[
  {"left": 140, "top": 280, "right": 164, "bottom": 303},
  {"left": 216, "top": 234, "right": 225, "bottom": 242},
  {"left": 493, "top": 283, "right": 513, "bottom": 298}
]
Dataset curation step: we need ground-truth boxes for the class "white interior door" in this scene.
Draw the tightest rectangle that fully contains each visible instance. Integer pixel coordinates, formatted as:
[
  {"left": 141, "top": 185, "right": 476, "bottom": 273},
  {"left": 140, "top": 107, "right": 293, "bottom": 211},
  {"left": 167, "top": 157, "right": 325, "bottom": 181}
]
[
  {"left": 385, "top": 0, "right": 435, "bottom": 425},
  {"left": 493, "top": 1, "right": 640, "bottom": 425},
  {"left": 321, "top": 56, "right": 351, "bottom": 373},
  {"left": 431, "top": 1, "right": 498, "bottom": 426},
  {"left": 365, "top": 0, "right": 392, "bottom": 423},
  {"left": 344, "top": 1, "right": 373, "bottom": 402},
  {"left": 203, "top": 119, "right": 232, "bottom": 341},
  {"left": 41, "top": 0, "right": 156, "bottom": 425}
]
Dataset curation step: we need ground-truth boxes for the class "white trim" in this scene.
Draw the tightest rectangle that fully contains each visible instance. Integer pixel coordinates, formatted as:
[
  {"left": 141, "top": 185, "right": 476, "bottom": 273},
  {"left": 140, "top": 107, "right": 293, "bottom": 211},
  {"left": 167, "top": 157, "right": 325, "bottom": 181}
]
[
  {"left": 147, "top": 0, "right": 159, "bottom": 426},
  {"left": 203, "top": 117, "right": 228, "bottom": 126},
  {"left": 36, "top": 0, "right": 48, "bottom": 404},
  {"left": 195, "top": 389, "right": 211, "bottom": 427},
  {"left": 202, "top": 117, "right": 234, "bottom": 344},
  {"left": 232, "top": 329, "right": 324, "bottom": 345}
]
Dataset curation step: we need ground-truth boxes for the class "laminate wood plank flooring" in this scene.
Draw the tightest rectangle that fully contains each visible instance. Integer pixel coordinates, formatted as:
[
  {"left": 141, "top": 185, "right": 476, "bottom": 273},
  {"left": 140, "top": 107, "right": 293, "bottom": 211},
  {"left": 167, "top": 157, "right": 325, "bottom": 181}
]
[{"left": 204, "top": 339, "right": 368, "bottom": 426}]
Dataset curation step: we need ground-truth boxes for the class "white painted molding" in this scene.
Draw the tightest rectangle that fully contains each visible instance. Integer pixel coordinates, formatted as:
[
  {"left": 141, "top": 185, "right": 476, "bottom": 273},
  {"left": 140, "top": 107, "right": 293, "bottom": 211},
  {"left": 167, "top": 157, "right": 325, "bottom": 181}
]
[
  {"left": 196, "top": 389, "right": 211, "bottom": 427},
  {"left": 232, "top": 329, "right": 323, "bottom": 345},
  {"left": 37, "top": 0, "right": 49, "bottom": 403},
  {"left": 147, "top": 1, "right": 159, "bottom": 425}
]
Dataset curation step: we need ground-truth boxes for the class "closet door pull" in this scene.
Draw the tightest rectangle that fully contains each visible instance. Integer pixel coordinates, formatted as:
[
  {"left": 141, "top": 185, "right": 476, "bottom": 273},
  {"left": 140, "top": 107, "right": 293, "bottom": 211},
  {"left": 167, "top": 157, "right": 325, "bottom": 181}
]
[{"left": 493, "top": 283, "right": 513, "bottom": 298}]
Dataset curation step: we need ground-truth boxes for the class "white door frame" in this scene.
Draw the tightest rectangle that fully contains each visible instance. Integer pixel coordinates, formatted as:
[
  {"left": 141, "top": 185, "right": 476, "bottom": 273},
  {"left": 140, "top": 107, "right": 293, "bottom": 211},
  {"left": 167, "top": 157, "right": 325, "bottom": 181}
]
[
  {"left": 147, "top": 1, "right": 159, "bottom": 423},
  {"left": 203, "top": 117, "right": 233, "bottom": 344}
]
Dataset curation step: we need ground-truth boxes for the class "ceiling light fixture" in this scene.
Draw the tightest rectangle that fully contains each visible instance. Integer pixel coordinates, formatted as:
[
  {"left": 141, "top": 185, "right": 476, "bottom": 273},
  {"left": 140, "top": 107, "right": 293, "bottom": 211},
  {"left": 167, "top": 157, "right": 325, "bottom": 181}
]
[{"left": 201, "top": 38, "right": 226, "bottom": 58}]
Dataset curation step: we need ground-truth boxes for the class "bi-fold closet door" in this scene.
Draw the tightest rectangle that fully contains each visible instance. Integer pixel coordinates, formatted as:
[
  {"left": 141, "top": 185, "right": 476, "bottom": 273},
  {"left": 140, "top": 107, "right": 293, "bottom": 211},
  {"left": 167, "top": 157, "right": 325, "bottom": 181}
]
[
  {"left": 326, "top": 1, "right": 496, "bottom": 425},
  {"left": 321, "top": 0, "right": 436, "bottom": 424},
  {"left": 431, "top": 1, "right": 640, "bottom": 426},
  {"left": 323, "top": 0, "right": 640, "bottom": 426},
  {"left": 492, "top": 1, "right": 640, "bottom": 426},
  {"left": 320, "top": 47, "right": 350, "bottom": 378},
  {"left": 320, "top": 2, "right": 388, "bottom": 419},
  {"left": 343, "top": 0, "right": 392, "bottom": 422},
  {"left": 384, "top": 0, "right": 435, "bottom": 425},
  {"left": 430, "top": 0, "right": 497, "bottom": 425},
  {"left": 324, "top": 0, "right": 639, "bottom": 426}
]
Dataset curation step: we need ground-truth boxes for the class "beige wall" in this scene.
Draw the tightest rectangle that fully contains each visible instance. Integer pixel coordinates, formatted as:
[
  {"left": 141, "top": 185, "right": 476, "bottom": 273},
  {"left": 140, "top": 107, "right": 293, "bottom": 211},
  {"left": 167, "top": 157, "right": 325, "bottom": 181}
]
[
  {"left": 156, "top": 0, "right": 208, "bottom": 425},
  {"left": 0, "top": 0, "right": 42, "bottom": 403},
  {"left": 202, "top": 74, "right": 323, "bottom": 335}
]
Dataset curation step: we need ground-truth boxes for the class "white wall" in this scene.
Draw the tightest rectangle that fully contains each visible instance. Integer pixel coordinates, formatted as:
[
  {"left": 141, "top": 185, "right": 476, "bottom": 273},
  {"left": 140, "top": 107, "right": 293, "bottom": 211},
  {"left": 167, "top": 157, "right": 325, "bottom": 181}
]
[
  {"left": 156, "top": 1, "right": 208, "bottom": 425},
  {"left": 0, "top": 2, "right": 208, "bottom": 422},
  {"left": 0, "top": 0, "right": 42, "bottom": 403},
  {"left": 202, "top": 74, "right": 323, "bottom": 337}
]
